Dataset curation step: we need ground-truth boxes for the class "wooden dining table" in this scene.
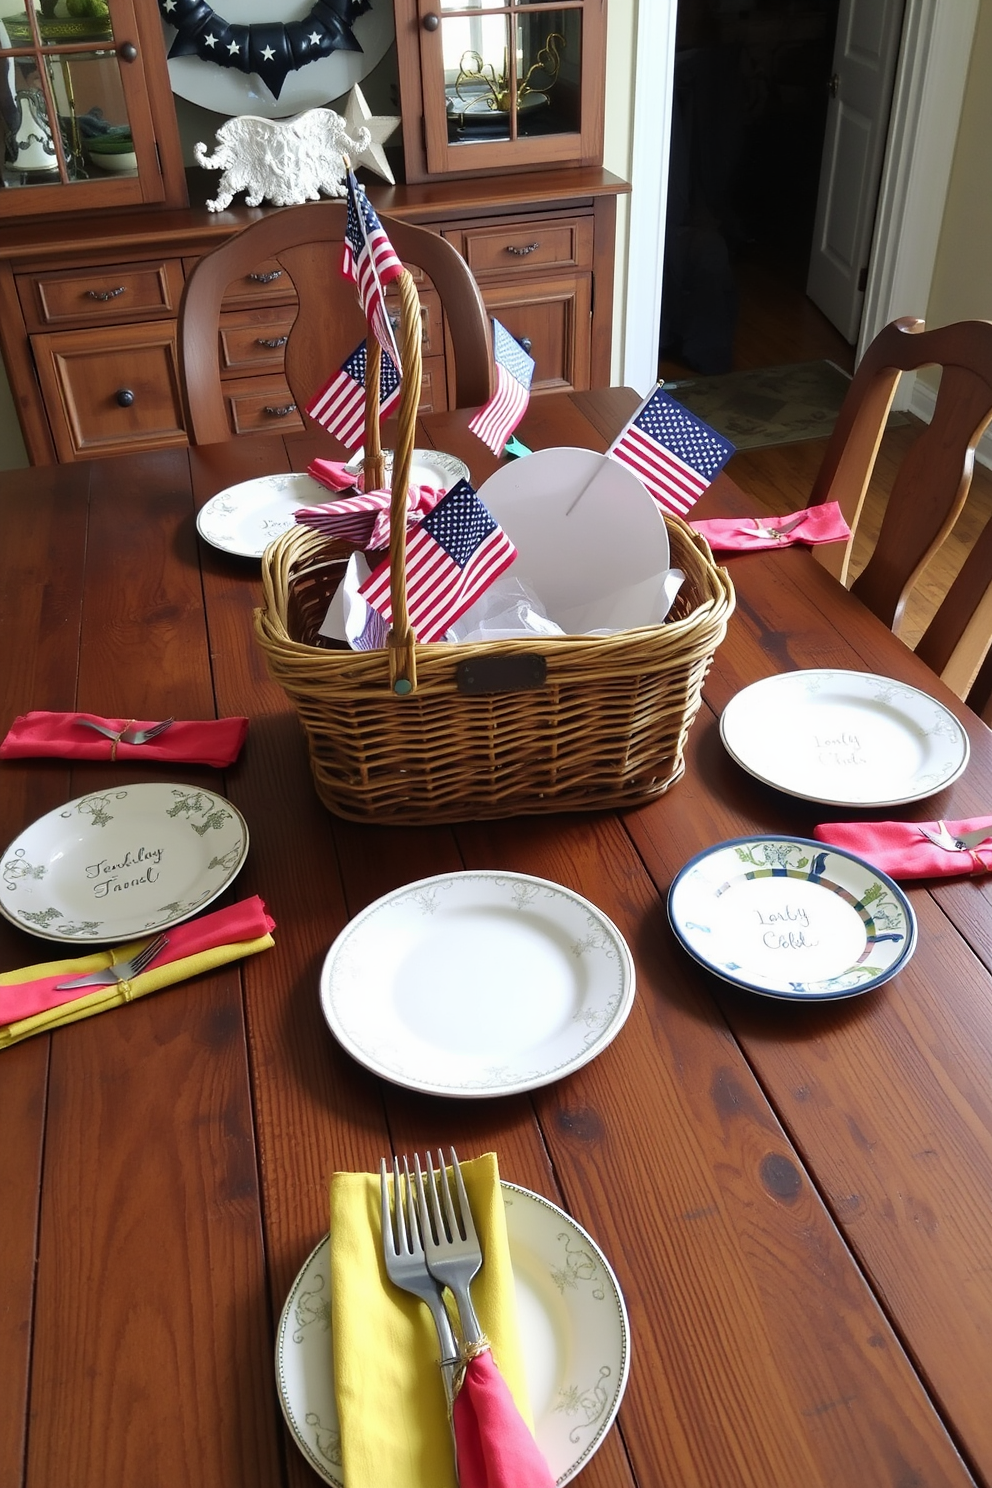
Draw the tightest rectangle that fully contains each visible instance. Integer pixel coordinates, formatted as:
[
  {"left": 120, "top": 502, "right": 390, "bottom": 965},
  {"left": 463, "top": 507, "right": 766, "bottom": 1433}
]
[{"left": 4, "top": 386, "right": 992, "bottom": 1488}]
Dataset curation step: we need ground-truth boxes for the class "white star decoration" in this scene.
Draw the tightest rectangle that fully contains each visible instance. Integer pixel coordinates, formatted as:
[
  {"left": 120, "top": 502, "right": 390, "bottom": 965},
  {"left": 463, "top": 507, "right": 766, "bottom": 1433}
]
[
  {"left": 341, "top": 83, "right": 400, "bottom": 185},
  {"left": 261, "top": 44, "right": 275, "bottom": 60},
  {"left": 203, "top": 31, "right": 216, "bottom": 46},
  {"left": 227, "top": 38, "right": 239, "bottom": 54}
]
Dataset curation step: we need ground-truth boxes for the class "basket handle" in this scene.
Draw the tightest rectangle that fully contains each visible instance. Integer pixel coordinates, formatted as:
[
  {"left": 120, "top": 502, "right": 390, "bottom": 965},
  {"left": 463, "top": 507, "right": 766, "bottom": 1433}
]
[{"left": 363, "top": 270, "right": 422, "bottom": 694}]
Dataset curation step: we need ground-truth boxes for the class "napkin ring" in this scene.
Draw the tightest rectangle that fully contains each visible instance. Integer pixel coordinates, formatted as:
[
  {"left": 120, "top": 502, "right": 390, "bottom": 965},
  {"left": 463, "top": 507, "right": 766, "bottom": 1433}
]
[
  {"left": 109, "top": 721, "right": 135, "bottom": 762},
  {"left": 452, "top": 1335, "right": 492, "bottom": 1395}
]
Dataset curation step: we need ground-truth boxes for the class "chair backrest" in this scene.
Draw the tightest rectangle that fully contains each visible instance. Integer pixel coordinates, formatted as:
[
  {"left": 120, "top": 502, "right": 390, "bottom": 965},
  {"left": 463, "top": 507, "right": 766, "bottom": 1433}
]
[
  {"left": 808, "top": 316, "right": 992, "bottom": 700},
  {"left": 178, "top": 200, "right": 492, "bottom": 446}
]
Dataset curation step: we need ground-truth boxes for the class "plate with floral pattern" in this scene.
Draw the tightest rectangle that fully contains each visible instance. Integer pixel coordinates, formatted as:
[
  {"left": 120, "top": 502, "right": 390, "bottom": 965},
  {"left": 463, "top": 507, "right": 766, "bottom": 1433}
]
[
  {"left": 275, "top": 1182, "right": 629, "bottom": 1486},
  {"left": 720, "top": 669, "right": 969, "bottom": 806},
  {"left": 668, "top": 836, "right": 917, "bottom": 1000},
  {"left": 319, "top": 871, "right": 635, "bottom": 1097},
  {"left": 197, "top": 452, "right": 472, "bottom": 559},
  {"left": 0, "top": 782, "right": 249, "bottom": 943}
]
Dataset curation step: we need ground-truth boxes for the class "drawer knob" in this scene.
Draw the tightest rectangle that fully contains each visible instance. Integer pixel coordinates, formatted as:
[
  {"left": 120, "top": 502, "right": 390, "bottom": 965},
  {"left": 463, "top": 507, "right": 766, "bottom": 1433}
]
[
  {"left": 422, "top": 11, "right": 439, "bottom": 30},
  {"left": 263, "top": 403, "right": 298, "bottom": 417},
  {"left": 115, "top": 388, "right": 135, "bottom": 408},
  {"left": 257, "top": 335, "right": 288, "bottom": 348},
  {"left": 87, "top": 286, "right": 126, "bottom": 301},
  {"left": 119, "top": 41, "right": 137, "bottom": 61},
  {"left": 516, "top": 336, "right": 533, "bottom": 355},
  {"left": 506, "top": 242, "right": 540, "bottom": 256},
  {"left": 249, "top": 269, "right": 283, "bottom": 284}
]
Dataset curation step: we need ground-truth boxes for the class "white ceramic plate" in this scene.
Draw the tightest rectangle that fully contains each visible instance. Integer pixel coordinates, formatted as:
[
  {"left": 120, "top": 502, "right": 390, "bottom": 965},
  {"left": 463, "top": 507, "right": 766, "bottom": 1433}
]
[
  {"left": 477, "top": 447, "right": 672, "bottom": 634},
  {"left": 164, "top": 3, "right": 394, "bottom": 119},
  {"left": 319, "top": 871, "right": 635, "bottom": 1097},
  {"left": 197, "top": 452, "right": 471, "bottom": 559},
  {"left": 0, "top": 783, "right": 249, "bottom": 943},
  {"left": 275, "top": 1182, "right": 629, "bottom": 1486},
  {"left": 668, "top": 835, "right": 917, "bottom": 1000},
  {"left": 720, "top": 669, "right": 970, "bottom": 806}
]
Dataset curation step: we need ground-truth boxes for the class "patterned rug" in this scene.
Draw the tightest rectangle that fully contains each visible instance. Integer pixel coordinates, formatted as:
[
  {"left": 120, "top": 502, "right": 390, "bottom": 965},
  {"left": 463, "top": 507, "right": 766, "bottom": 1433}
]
[{"left": 666, "top": 359, "right": 888, "bottom": 450}]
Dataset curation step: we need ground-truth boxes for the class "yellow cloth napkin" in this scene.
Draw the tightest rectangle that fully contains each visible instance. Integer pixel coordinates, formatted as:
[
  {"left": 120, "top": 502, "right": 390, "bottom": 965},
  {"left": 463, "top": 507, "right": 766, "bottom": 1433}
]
[
  {"left": 0, "top": 930, "right": 274, "bottom": 1048},
  {"left": 329, "top": 1153, "right": 531, "bottom": 1488}
]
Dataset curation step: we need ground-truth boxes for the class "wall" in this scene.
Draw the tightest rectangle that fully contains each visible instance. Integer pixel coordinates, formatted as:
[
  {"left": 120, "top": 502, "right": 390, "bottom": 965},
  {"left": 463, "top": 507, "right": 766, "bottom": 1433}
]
[{"left": 925, "top": 0, "right": 992, "bottom": 327}]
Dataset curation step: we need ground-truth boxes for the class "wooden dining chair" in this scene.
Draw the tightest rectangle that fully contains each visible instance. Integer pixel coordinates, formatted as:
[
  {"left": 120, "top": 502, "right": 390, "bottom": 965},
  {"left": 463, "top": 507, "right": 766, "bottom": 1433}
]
[
  {"left": 177, "top": 200, "right": 492, "bottom": 446},
  {"left": 807, "top": 316, "right": 992, "bottom": 706}
]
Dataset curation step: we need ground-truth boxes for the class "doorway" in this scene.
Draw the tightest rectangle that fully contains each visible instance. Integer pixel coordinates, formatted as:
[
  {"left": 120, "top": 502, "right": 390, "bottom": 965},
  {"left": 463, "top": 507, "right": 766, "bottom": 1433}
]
[{"left": 659, "top": 0, "right": 853, "bottom": 383}]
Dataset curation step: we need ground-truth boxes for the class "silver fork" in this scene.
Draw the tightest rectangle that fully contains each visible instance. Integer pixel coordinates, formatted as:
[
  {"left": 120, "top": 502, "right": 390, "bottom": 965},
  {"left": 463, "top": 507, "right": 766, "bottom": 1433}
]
[
  {"left": 415, "top": 1148, "right": 484, "bottom": 1347},
  {"left": 55, "top": 933, "right": 170, "bottom": 991},
  {"left": 380, "top": 1157, "right": 459, "bottom": 1416},
  {"left": 919, "top": 821, "right": 992, "bottom": 852},
  {"left": 751, "top": 512, "right": 809, "bottom": 541},
  {"left": 76, "top": 717, "right": 175, "bottom": 745}
]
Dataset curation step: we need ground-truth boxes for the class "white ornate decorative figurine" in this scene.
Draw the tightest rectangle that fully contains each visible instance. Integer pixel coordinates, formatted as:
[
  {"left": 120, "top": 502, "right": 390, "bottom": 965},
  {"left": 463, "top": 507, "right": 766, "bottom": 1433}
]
[{"left": 194, "top": 107, "right": 371, "bottom": 211}]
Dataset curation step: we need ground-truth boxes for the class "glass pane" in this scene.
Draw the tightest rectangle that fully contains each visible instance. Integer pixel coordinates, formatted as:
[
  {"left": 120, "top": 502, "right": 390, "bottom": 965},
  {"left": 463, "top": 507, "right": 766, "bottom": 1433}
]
[
  {"left": 1, "top": 56, "right": 65, "bottom": 184},
  {"left": 55, "top": 50, "right": 137, "bottom": 181},
  {"left": 515, "top": 9, "right": 581, "bottom": 137},
  {"left": 1, "top": 0, "right": 113, "bottom": 46},
  {"left": 444, "top": 13, "right": 515, "bottom": 143},
  {"left": 440, "top": 1, "right": 506, "bottom": 13}
]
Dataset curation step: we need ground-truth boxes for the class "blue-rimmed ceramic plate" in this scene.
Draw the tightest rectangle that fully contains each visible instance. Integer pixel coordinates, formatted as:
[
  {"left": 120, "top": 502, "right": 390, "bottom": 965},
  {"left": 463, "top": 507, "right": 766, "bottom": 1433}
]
[{"left": 668, "top": 835, "right": 917, "bottom": 1000}]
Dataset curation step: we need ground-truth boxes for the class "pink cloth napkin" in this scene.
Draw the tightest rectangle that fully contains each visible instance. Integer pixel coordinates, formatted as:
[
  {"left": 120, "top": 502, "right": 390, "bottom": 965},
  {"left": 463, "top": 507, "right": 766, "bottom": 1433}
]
[
  {"left": 453, "top": 1350, "right": 555, "bottom": 1488},
  {"left": 295, "top": 484, "right": 446, "bottom": 549},
  {"left": 691, "top": 501, "right": 850, "bottom": 552},
  {"left": 0, "top": 895, "right": 275, "bottom": 1026},
  {"left": 813, "top": 818, "right": 992, "bottom": 879},
  {"left": 0, "top": 713, "right": 248, "bottom": 768},
  {"left": 308, "top": 457, "right": 360, "bottom": 493}
]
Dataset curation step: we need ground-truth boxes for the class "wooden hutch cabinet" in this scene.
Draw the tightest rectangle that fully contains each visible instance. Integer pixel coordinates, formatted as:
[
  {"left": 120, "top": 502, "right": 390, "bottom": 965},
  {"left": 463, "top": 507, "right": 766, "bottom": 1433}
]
[{"left": 0, "top": 0, "right": 625, "bottom": 465}]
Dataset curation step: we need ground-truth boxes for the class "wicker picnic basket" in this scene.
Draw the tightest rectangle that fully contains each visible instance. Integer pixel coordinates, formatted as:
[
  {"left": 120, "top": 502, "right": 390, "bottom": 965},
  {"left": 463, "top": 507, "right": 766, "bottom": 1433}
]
[{"left": 254, "top": 268, "right": 735, "bottom": 825}]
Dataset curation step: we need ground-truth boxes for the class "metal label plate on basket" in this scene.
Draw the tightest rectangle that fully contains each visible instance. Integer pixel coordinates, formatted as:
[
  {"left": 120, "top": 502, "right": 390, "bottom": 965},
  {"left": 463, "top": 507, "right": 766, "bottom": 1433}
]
[{"left": 456, "top": 654, "right": 548, "bottom": 694}]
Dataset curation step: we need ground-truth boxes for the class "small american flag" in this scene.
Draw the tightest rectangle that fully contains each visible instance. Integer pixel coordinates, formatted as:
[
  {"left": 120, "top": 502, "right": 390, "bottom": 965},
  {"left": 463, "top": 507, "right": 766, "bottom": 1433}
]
[
  {"left": 358, "top": 479, "right": 517, "bottom": 644},
  {"left": 305, "top": 339, "right": 401, "bottom": 449},
  {"left": 469, "top": 319, "right": 535, "bottom": 454},
  {"left": 608, "top": 385, "right": 735, "bottom": 517},
  {"left": 342, "top": 169, "right": 403, "bottom": 365}
]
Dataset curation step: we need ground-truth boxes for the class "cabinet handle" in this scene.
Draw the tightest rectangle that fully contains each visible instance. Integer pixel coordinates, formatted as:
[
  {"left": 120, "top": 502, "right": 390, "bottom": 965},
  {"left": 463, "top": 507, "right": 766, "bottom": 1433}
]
[
  {"left": 87, "top": 286, "right": 126, "bottom": 301},
  {"left": 263, "top": 403, "right": 298, "bottom": 417},
  {"left": 119, "top": 41, "right": 137, "bottom": 61},
  {"left": 516, "top": 336, "right": 533, "bottom": 355},
  {"left": 115, "top": 388, "right": 135, "bottom": 408},
  {"left": 249, "top": 269, "right": 283, "bottom": 284},
  {"left": 257, "top": 335, "right": 288, "bottom": 348},
  {"left": 422, "top": 12, "right": 439, "bottom": 30},
  {"left": 506, "top": 242, "right": 540, "bottom": 256}
]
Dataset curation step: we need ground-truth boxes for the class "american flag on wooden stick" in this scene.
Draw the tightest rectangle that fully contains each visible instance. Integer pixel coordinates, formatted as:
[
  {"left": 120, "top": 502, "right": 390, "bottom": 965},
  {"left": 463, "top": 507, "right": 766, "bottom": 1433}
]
[
  {"left": 305, "top": 339, "right": 401, "bottom": 449},
  {"left": 469, "top": 319, "right": 535, "bottom": 454},
  {"left": 342, "top": 170, "right": 403, "bottom": 367},
  {"left": 358, "top": 479, "right": 517, "bottom": 643},
  {"left": 607, "top": 385, "right": 735, "bottom": 517}
]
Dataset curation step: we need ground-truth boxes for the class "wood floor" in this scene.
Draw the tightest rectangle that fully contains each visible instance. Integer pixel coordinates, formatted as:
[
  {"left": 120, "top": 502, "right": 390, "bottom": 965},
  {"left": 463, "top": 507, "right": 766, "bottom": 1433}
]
[{"left": 670, "top": 254, "right": 992, "bottom": 662}]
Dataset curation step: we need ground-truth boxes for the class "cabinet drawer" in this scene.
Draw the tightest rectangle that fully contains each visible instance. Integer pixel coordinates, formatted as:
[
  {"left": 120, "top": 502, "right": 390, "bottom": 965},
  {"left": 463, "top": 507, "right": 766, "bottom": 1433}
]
[
  {"left": 218, "top": 306, "right": 298, "bottom": 377},
  {"left": 203, "top": 257, "right": 299, "bottom": 310},
  {"left": 481, "top": 274, "right": 592, "bottom": 393},
  {"left": 452, "top": 218, "right": 595, "bottom": 278},
  {"left": 17, "top": 259, "right": 185, "bottom": 332},
  {"left": 224, "top": 375, "right": 306, "bottom": 436},
  {"left": 385, "top": 291, "right": 443, "bottom": 360},
  {"left": 32, "top": 322, "right": 185, "bottom": 462}
]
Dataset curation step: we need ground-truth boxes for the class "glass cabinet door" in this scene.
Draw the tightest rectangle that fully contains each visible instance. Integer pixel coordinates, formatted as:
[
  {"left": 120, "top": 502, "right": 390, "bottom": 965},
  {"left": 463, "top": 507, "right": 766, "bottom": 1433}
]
[
  {"left": 413, "top": 0, "right": 604, "bottom": 179},
  {"left": 0, "top": 0, "right": 174, "bottom": 214}
]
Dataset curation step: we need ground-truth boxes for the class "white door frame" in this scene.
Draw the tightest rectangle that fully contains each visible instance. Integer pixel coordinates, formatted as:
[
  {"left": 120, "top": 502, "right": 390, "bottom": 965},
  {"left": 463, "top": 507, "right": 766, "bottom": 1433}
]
[{"left": 620, "top": 0, "right": 979, "bottom": 403}]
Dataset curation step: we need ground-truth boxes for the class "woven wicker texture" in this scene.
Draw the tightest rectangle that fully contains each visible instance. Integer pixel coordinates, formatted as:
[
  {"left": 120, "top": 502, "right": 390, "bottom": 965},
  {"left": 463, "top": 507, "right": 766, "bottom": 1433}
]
[{"left": 255, "top": 515, "right": 735, "bottom": 824}]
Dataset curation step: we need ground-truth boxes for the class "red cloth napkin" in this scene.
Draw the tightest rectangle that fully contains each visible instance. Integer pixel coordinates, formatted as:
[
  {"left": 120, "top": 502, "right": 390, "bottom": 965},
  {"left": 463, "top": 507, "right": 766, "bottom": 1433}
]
[
  {"left": 453, "top": 1350, "right": 555, "bottom": 1488},
  {"left": 813, "top": 818, "right": 992, "bottom": 879},
  {"left": 691, "top": 501, "right": 850, "bottom": 552},
  {"left": 0, "top": 895, "right": 275, "bottom": 1026},
  {"left": 307, "top": 457, "right": 360, "bottom": 493},
  {"left": 0, "top": 713, "right": 248, "bottom": 767}
]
